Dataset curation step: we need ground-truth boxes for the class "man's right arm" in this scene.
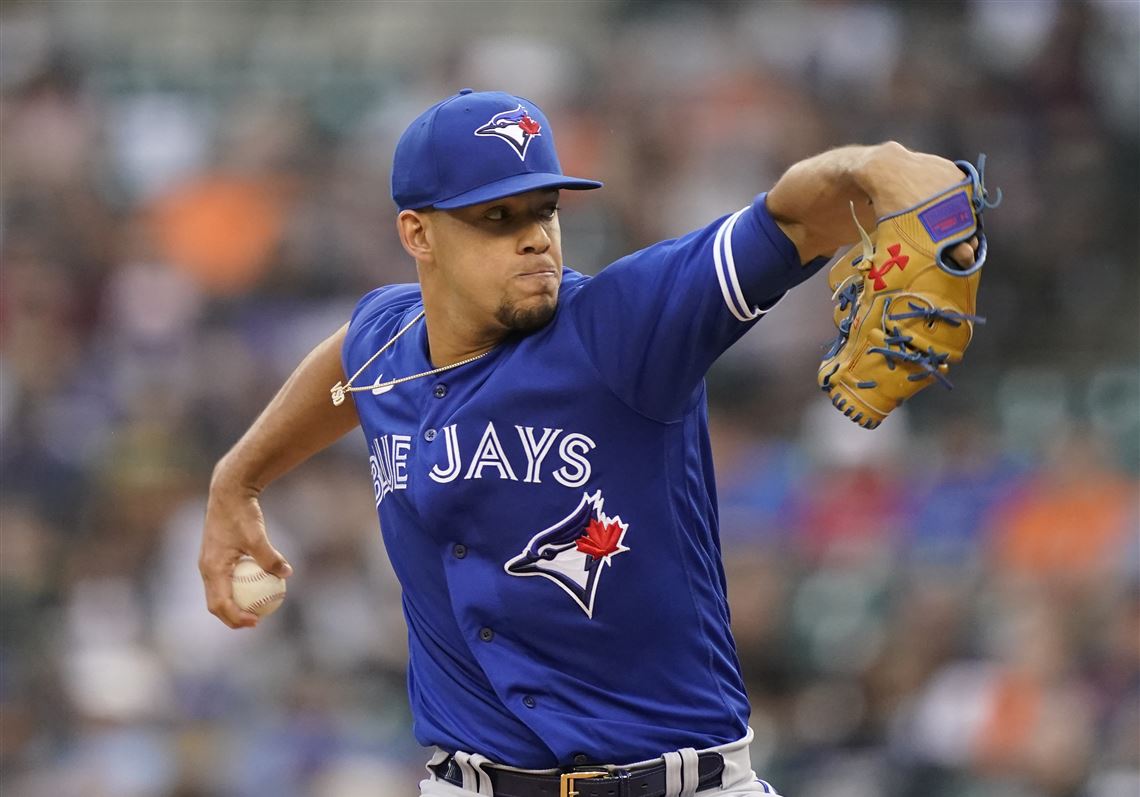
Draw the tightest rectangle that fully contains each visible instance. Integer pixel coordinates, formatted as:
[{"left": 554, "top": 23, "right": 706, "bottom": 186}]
[{"left": 199, "top": 323, "right": 359, "bottom": 628}]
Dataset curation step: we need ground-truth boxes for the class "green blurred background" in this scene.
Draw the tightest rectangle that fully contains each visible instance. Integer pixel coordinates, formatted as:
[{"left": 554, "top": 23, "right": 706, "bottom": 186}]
[{"left": 1, "top": 1, "right": 1137, "bottom": 796}]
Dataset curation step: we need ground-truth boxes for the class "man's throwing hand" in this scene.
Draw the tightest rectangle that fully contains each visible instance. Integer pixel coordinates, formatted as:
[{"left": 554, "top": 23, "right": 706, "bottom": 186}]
[{"left": 199, "top": 474, "right": 293, "bottom": 629}]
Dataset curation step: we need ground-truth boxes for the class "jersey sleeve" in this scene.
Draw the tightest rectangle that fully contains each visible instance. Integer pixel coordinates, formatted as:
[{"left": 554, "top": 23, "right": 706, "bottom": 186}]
[{"left": 566, "top": 192, "right": 828, "bottom": 422}]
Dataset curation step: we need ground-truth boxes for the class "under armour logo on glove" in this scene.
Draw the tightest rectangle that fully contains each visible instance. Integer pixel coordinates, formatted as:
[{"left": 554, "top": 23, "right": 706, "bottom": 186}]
[{"left": 868, "top": 244, "right": 909, "bottom": 291}]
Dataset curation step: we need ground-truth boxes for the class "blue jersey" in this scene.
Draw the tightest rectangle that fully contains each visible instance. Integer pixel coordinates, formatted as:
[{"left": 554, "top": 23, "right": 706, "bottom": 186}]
[{"left": 342, "top": 193, "right": 824, "bottom": 768}]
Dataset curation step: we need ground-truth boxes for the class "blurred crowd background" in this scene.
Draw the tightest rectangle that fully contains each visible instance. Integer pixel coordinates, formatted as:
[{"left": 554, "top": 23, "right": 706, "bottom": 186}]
[{"left": 1, "top": 1, "right": 1137, "bottom": 796}]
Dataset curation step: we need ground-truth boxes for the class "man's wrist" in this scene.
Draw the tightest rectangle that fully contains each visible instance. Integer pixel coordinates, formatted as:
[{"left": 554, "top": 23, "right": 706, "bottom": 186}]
[
  {"left": 210, "top": 452, "right": 262, "bottom": 498},
  {"left": 851, "top": 141, "right": 907, "bottom": 212}
]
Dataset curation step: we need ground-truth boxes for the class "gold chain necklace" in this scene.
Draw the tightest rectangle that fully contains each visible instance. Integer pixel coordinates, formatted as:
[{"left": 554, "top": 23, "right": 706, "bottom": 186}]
[{"left": 330, "top": 310, "right": 492, "bottom": 406}]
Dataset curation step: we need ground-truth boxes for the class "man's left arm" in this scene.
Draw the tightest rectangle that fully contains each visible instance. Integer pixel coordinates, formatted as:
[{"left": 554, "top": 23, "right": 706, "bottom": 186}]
[{"left": 767, "top": 141, "right": 978, "bottom": 267}]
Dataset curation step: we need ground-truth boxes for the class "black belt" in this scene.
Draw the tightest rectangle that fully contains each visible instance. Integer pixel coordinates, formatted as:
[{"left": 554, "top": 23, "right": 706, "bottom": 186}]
[{"left": 432, "top": 752, "right": 724, "bottom": 797}]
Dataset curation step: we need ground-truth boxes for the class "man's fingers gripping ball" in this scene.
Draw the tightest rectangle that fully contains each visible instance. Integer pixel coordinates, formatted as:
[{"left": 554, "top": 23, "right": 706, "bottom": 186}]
[
  {"left": 231, "top": 556, "right": 287, "bottom": 618},
  {"left": 245, "top": 536, "right": 294, "bottom": 580},
  {"left": 201, "top": 556, "right": 260, "bottom": 628},
  {"left": 818, "top": 156, "right": 1000, "bottom": 428},
  {"left": 200, "top": 544, "right": 291, "bottom": 628}
]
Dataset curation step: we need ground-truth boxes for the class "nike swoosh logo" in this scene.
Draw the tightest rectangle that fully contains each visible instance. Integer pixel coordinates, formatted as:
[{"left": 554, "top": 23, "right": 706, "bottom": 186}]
[{"left": 371, "top": 374, "right": 394, "bottom": 395}]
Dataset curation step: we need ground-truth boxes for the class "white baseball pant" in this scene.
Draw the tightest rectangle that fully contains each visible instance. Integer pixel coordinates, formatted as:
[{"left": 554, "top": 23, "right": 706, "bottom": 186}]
[{"left": 419, "top": 727, "right": 781, "bottom": 797}]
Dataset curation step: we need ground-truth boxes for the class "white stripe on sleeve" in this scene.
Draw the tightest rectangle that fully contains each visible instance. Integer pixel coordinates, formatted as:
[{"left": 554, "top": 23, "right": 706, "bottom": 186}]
[{"left": 712, "top": 207, "right": 785, "bottom": 322}]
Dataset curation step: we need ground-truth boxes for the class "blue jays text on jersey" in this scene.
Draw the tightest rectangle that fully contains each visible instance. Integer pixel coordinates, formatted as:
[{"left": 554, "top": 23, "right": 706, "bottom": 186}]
[
  {"left": 369, "top": 422, "right": 598, "bottom": 506},
  {"left": 342, "top": 193, "right": 828, "bottom": 769}
]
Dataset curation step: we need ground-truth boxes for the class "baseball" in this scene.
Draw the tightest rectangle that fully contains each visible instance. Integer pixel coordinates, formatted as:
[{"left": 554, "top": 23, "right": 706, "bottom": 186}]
[{"left": 231, "top": 556, "right": 286, "bottom": 617}]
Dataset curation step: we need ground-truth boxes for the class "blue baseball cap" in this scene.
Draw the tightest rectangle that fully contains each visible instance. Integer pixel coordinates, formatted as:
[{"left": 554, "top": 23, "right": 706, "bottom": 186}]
[{"left": 391, "top": 89, "right": 603, "bottom": 211}]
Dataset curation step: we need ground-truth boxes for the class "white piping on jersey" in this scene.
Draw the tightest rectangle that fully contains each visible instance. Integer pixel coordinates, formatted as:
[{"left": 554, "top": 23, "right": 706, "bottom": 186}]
[
  {"left": 713, "top": 207, "right": 784, "bottom": 322},
  {"left": 331, "top": 310, "right": 492, "bottom": 406}
]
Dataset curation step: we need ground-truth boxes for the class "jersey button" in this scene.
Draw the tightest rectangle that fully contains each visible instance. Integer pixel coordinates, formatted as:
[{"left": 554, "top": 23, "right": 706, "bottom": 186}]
[
  {"left": 424, "top": 428, "right": 437, "bottom": 441},
  {"left": 523, "top": 695, "right": 537, "bottom": 709},
  {"left": 433, "top": 384, "right": 448, "bottom": 398},
  {"left": 452, "top": 544, "right": 467, "bottom": 559},
  {"left": 479, "top": 627, "right": 494, "bottom": 642},
  {"left": 572, "top": 753, "right": 589, "bottom": 766}
]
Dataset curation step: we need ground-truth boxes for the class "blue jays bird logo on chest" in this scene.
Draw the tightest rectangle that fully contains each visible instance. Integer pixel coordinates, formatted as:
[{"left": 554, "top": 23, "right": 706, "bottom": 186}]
[
  {"left": 474, "top": 105, "right": 542, "bottom": 161},
  {"left": 504, "top": 490, "right": 629, "bottom": 618}
]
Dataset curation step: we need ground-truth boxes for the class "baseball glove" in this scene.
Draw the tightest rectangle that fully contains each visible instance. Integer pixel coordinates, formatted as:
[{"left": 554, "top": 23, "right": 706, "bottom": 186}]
[{"left": 818, "top": 156, "right": 1000, "bottom": 429}]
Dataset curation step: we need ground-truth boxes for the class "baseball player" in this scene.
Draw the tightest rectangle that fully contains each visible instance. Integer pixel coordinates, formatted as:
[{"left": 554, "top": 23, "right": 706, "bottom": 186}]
[{"left": 200, "top": 89, "right": 980, "bottom": 797}]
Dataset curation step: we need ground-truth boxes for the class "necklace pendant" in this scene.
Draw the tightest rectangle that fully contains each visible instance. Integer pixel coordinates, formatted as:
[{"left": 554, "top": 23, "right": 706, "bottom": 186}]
[{"left": 333, "top": 310, "right": 496, "bottom": 402}]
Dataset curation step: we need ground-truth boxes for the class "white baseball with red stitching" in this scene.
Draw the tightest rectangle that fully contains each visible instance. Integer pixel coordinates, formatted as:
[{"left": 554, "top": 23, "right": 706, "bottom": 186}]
[{"left": 231, "top": 556, "right": 286, "bottom": 617}]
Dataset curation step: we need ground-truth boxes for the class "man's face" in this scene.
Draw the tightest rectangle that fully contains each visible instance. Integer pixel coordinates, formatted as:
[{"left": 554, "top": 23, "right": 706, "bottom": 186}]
[{"left": 423, "top": 189, "right": 563, "bottom": 334}]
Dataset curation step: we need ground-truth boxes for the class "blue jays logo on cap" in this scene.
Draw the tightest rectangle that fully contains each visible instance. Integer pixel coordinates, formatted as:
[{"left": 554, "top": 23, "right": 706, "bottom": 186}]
[
  {"left": 390, "top": 89, "right": 601, "bottom": 211},
  {"left": 504, "top": 490, "right": 630, "bottom": 618},
  {"left": 474, "top": 105, "right": 543, "bottom": 161}
]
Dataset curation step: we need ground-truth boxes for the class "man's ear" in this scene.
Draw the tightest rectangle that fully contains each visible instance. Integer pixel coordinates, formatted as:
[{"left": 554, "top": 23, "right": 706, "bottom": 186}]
[{"left": 396, "top": 209, "right": 433, "bottom": 261}]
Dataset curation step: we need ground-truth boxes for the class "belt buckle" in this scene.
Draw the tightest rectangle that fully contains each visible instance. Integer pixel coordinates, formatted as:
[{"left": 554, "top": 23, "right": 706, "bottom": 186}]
[{"left": 560, "top": 770, "right": 606, "bottom": 797}]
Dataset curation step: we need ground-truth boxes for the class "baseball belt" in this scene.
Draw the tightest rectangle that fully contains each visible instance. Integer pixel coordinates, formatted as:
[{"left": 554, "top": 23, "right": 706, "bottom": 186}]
[{"left": 431, "top": 751, "right": 725, "bottom": 797}]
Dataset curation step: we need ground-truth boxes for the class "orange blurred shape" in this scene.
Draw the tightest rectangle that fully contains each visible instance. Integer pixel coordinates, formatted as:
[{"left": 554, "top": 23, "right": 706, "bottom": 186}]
[
  {"left": 993, "top": 479, "right": 1135, "bottom": 577},
  {"left": 149, "top": 175, "right": 285, "bottom": 295},
  {"left": 975, "top": 672, "right": 1040, "bottom": 769}
]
